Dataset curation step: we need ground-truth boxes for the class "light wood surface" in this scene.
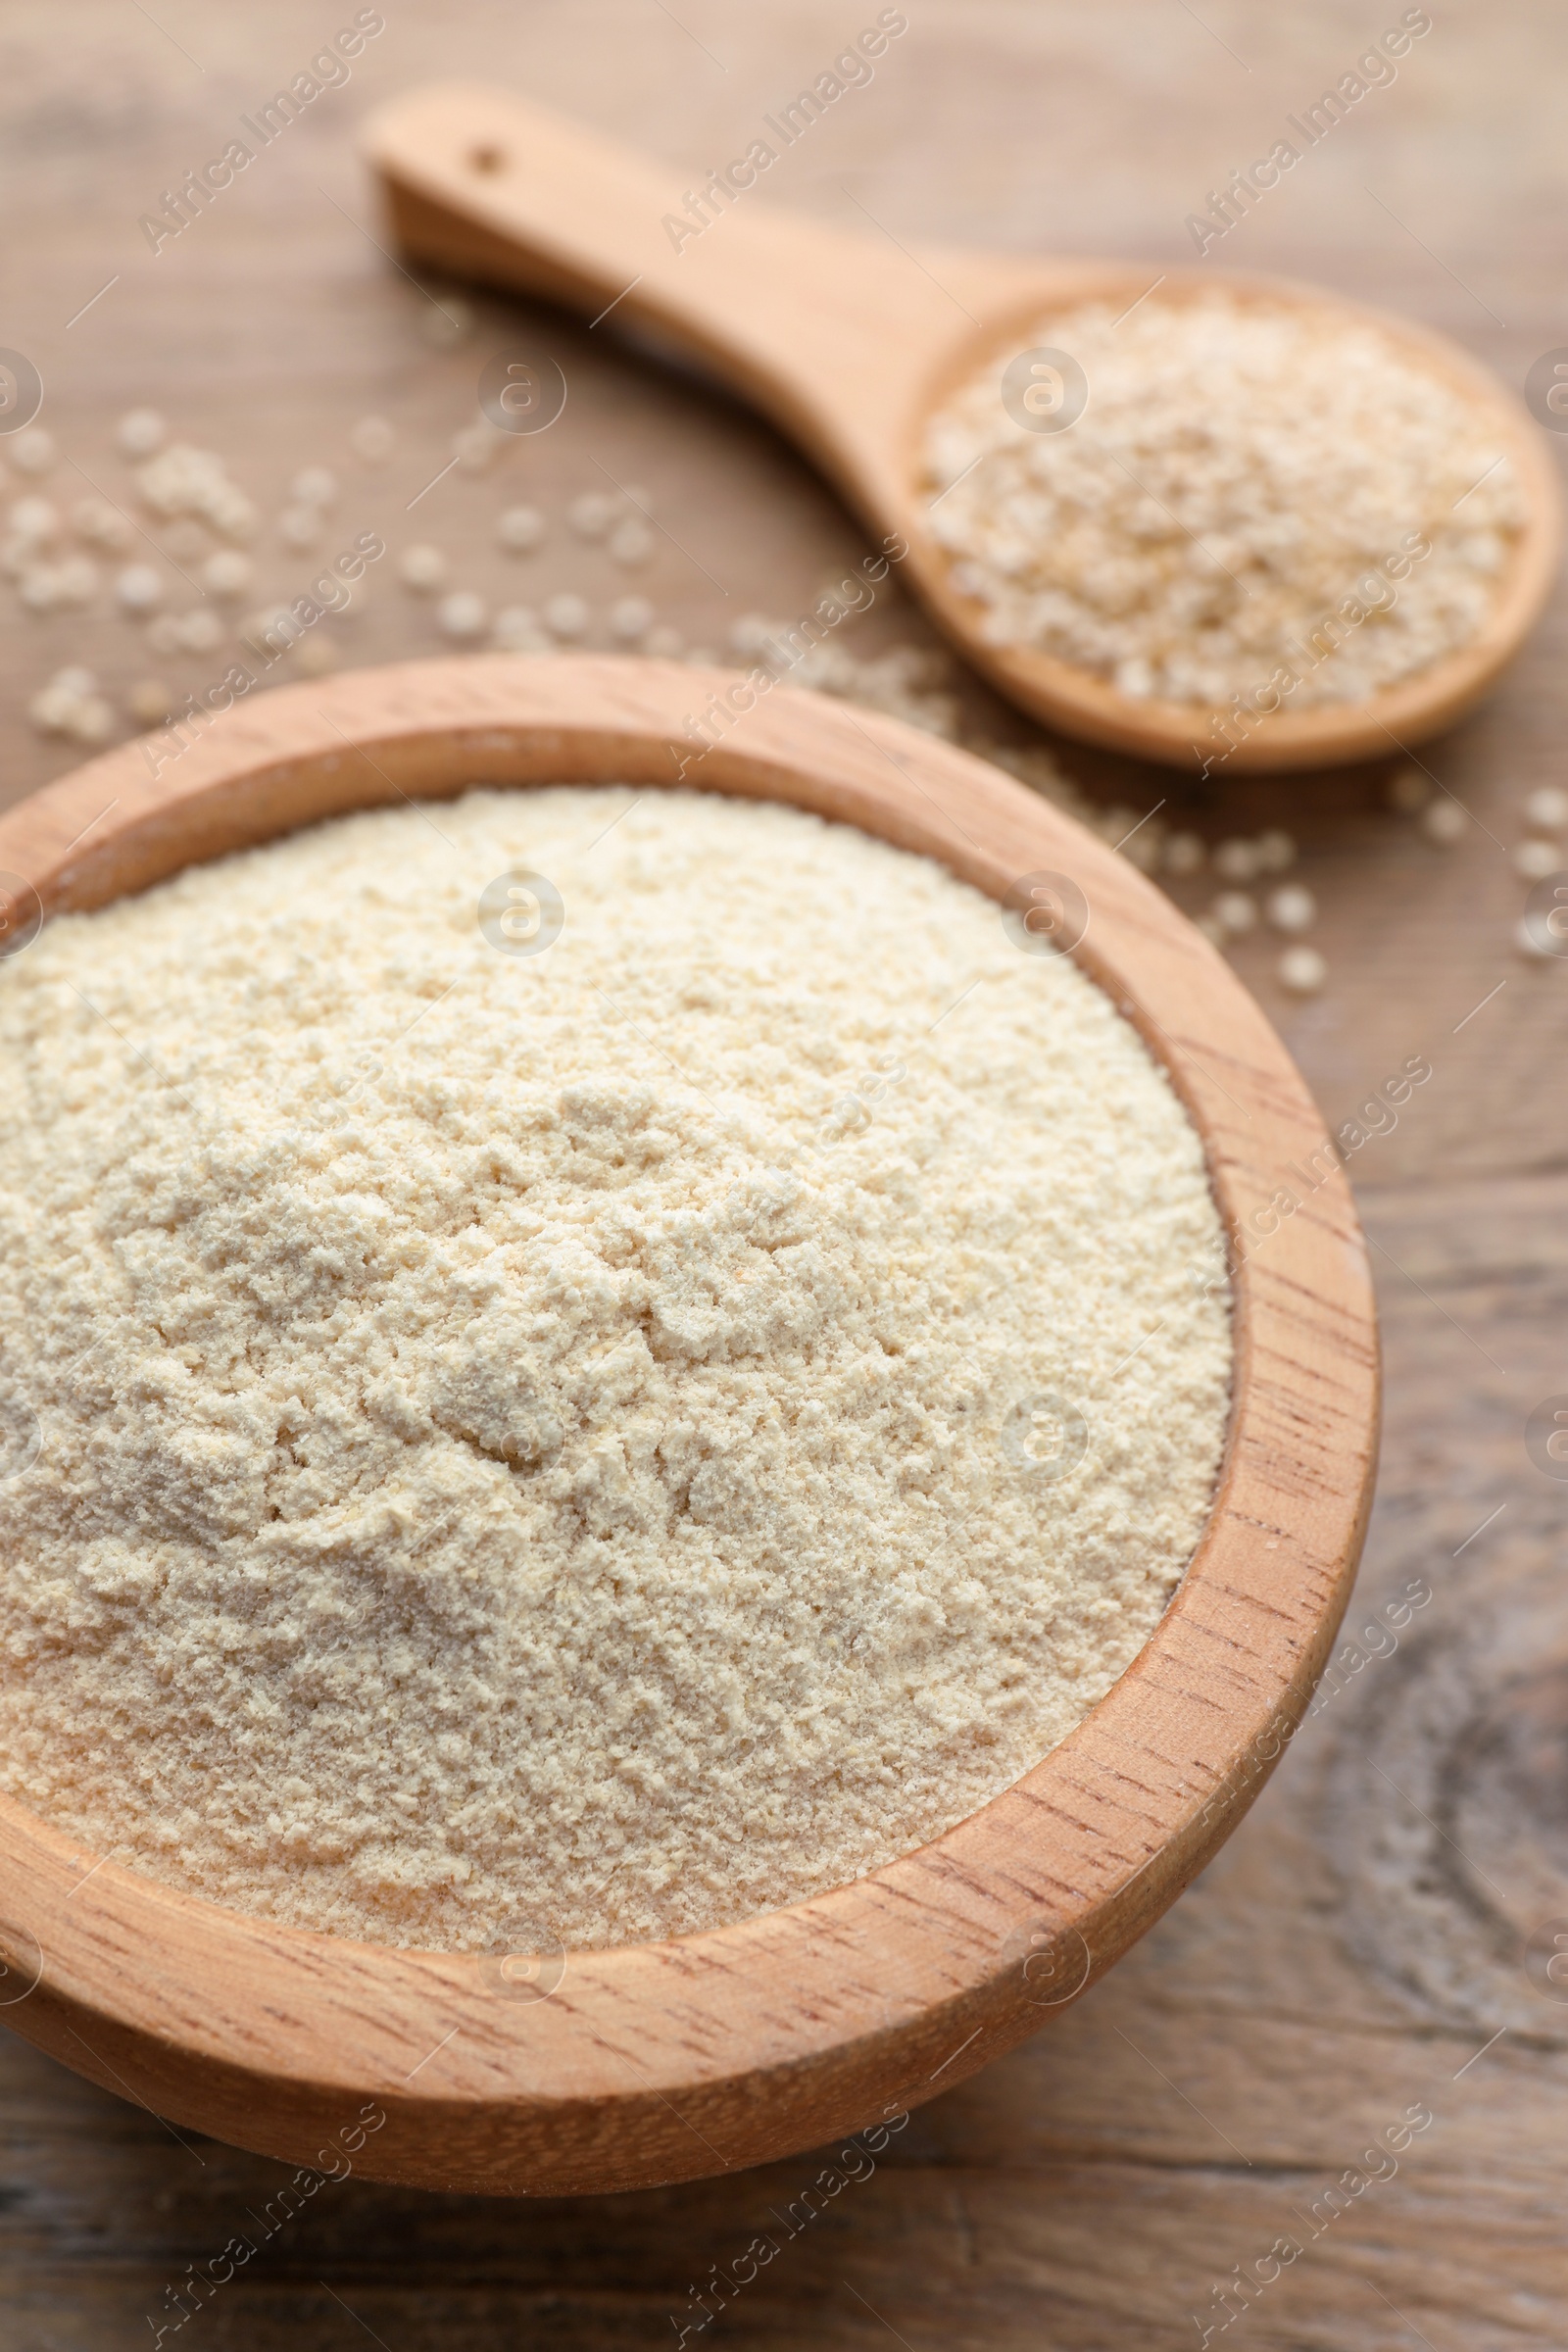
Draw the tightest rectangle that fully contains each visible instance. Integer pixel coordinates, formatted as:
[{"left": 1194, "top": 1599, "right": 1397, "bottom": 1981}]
[
  {"left": 362, "top": 82, "right": 1562, "bottom": 773},
  {"left": 0, "top": 655, "right": 1376, "bottom": 2197},
  {"left": 0, "top": 2, "right": 1564, "bottom": 2343}
]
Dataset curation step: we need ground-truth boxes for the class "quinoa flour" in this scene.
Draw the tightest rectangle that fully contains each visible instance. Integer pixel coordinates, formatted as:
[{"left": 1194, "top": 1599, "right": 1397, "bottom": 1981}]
[{"left": 0, "top": 787, "right": 1231, "bottom": 1949}]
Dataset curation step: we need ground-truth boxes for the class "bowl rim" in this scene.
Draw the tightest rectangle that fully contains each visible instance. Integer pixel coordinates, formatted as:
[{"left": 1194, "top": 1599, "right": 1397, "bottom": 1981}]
[{"left": 0, "top": 655, "right": 1378, "bottom": 2196}]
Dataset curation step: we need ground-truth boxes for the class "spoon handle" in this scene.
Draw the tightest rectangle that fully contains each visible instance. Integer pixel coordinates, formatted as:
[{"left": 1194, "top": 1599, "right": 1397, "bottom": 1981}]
[{"left": 361, "top": 82, "right": 1027, "bottom": 518}]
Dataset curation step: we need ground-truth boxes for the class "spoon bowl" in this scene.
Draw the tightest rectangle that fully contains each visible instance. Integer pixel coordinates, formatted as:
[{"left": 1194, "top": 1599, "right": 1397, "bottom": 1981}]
[{"left": 362, "top": 83, "right": 1561, "bottom": 771}]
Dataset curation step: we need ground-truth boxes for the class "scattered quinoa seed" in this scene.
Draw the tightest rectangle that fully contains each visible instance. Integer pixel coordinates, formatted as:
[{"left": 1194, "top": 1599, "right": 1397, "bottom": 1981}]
[
  {"left": 115, "top": 564, "right": 165, "bottom": 613},
  {"left": 610, "top": 596, "right": 655, "bottom": 642},
  {"left": 609, "top": 518, "right": 655, "bottom": 568},
  {"left": 1265, "top": 884, "right": 1316, "bottom": 933},
  {"left": 1512, "top": 839, "right": 1561, "bottom": 881},
  {"left": 437, "top": 589, "right": 488, "bottom": 640},
  {"left": 492, "top": 605, "right": 551, "bottom": 652},
  {"left": 115, "top": 408, "right": 167, "bottom": 457},
  {"left": 1525, "top": 785, "right": 1568, "bottom": 832},
  {"left": 127, "top": 679, "right": 173, "bottom": 725},
  {"left": 1213, "top": 891, "right": 1257, "bottom": 935},
  {"left": 397, "top": 543, "right": 448, "bottom": 592},
  {"left": 294, "top": 635, "right": 337, "bottom": 675},
  {"left": 567, "top": 492, "right": 614, "bottom": 541},
  {"left": 1163, "top": 832, "right": 1205, "bottom": 876},
  {"left": 72, "top": 497, "right": 133, "bottom": 551},
  {"left": 290, "top": 467, "right": 338, "bottom": 508},
  {"left": 728, "top": 614, "right": 772, "bottom": 658},
  {"left": 497, "top": 505, "right": 546, "bottom": 553},
  {"left": 10, "top": 429, "right": 55, "bottom": 477},
  {"left": 453, "top": 421, "right": 504, "bottom": 473},
  {"left": 278, "top": 506, "right": 324, "bottom": 550},
  {"left": 54, "top": 556, "right": 98, "bottom": 607},
  {"left": 1278, "top": 945, "right": 1328, "bottom": 994},
  {"left": 173, "top": 609, "right": 223, "bottom": 653},
  {"left": 201, "top": 549, "right": 253, "bottom": 600},
  {"left": 10, "top": 498, "right": 58, "bottom": 542},
  {"left": 1421, "top": 798, "right": 1468, "bottom": 846},
  {"left": 543, "top": 591, "right": 589, "bottom": 639},
  {"left": 27, "top": 667, "right": 113, "bottom": 743},
  {"left": 1213, "top": 839, "right": 1259, "bottom": 882},
  {"left": 349, "top": 415, "right": 395, "bottom": 465}
]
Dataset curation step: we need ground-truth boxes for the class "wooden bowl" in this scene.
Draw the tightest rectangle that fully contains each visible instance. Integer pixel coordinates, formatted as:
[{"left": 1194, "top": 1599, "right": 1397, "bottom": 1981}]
[{"left": 0, "top": 658, "right": 1377, "bottom": 2196}]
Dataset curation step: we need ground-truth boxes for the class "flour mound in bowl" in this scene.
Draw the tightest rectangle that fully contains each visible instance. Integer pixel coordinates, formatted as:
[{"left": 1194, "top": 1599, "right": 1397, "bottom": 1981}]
[{"left": 0, "top": 786, "right": 1231, "bottom": 1950}]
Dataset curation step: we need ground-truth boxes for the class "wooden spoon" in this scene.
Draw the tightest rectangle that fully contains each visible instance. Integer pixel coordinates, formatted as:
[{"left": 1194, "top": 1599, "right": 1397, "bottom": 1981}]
[
  {"left": 0, "top": 655, "right": 1377, "bottom": 2193},
  {"left": 361, "top": 82, "right": 1561, "bottom": 773}
]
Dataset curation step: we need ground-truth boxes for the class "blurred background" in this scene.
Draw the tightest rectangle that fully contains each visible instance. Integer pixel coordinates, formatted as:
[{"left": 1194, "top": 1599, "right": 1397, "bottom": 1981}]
[{"left": 2, "top": 4, "right": 1564, "bottom": 2346}]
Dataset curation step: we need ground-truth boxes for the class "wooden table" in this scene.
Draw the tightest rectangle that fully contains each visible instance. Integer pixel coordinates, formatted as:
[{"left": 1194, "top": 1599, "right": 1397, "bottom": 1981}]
[{"left": 1, "top": 4, "right": 1563, "bottom": 2344}]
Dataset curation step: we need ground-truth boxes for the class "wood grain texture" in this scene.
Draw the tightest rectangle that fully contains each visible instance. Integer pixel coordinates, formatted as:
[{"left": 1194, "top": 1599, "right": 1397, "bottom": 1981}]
[
  {"left": 0, "top": 655, "right": 1376, "bottom": 2197},
  {"left": 0, "top": 1, "right": 1563, "bottom": 2343},
  {"left": 361, "top": 82, "right": 1561, "bottom": 772}
]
